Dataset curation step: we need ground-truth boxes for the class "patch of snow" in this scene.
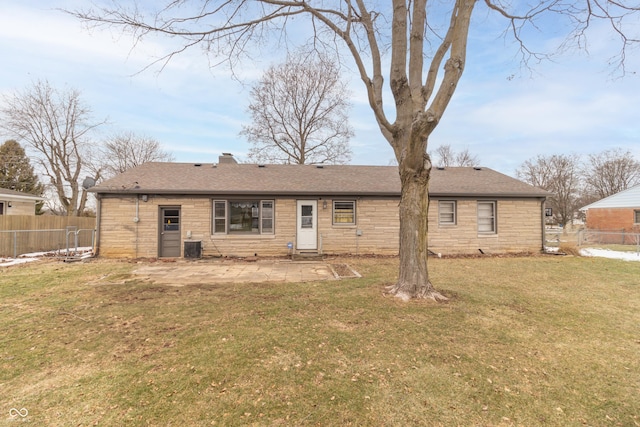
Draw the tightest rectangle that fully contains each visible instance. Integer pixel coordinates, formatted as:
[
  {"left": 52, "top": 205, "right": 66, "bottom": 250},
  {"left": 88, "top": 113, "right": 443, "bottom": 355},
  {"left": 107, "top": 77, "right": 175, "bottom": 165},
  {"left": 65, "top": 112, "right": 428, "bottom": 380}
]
[
  {"left": 0, "top": 247, "right": 93, "bottom": 267},
  {"left": 580, "top": 248, "right": 640, "bottom": 262},
  {"left": 0, "top": 257, "right": 41, "bottom": 267}
]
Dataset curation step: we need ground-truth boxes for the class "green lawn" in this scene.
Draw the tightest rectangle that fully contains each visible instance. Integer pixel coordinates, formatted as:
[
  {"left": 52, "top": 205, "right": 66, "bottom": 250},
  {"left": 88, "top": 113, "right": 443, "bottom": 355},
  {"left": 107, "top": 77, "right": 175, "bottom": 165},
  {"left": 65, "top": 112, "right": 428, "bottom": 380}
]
[{"left": 1, "top": 255, "right": 639, "bottom": 426}]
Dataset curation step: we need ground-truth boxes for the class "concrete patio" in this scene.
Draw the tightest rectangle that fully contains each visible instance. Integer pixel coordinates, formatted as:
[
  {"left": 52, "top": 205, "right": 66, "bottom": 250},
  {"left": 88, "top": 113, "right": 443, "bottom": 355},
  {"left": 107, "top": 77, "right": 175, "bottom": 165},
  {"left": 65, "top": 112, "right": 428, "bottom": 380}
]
[{"left": 131, "top": 259, "right": 344, "bottom": 285}]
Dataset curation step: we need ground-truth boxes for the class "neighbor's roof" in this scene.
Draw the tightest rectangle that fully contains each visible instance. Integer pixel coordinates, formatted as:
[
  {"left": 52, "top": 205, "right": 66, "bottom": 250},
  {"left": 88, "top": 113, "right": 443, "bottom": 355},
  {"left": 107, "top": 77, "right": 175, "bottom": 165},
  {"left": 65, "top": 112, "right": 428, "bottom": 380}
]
[
  {"left": 0, "top": 187, "right": 45, "bottom": 201},
  {"left": 90, "top": 162, "right": 549, "bottom": 198},
  {"left": 580, "top": 184, "right": 640, "bottom": 210}
]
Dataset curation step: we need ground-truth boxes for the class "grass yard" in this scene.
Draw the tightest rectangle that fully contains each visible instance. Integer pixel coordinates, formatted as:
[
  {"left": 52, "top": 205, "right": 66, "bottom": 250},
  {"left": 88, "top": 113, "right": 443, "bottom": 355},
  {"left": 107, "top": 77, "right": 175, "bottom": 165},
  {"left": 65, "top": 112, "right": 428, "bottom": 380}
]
[{"left": 1, "top": 255, "right": 639, "bottom": 426}]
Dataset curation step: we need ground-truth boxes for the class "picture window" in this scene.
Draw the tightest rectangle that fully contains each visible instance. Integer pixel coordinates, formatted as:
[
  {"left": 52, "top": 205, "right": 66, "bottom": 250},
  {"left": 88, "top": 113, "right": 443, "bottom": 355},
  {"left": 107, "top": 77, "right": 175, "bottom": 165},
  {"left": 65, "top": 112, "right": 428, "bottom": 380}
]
[{"left": 212, "top": 199, "right": 274, "bottom": 234}]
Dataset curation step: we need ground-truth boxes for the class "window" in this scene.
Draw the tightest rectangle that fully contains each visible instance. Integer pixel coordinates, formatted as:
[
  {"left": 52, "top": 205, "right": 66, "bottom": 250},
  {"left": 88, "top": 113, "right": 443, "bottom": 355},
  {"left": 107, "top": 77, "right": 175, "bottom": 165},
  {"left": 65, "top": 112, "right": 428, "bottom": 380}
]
[
  {"left": 261, "top": 201, "right": 274, "bottom": 233},
  {"left": 635, "top": 210, "right": 640, "bottom": 224},
  {"left": 212, "top": 199, "right": 274, "bottom": 234},
  {"left": 333, "top": 201, "right": 356, "bottom": 225},
  {"left": 163, "top": 209, "right": 180, "bottom": 231},
  {"left": 438, "top": 201, "right": 456, "bottom": 225},
  {"left": 478, "top": 201, "right": 497, "bottom": 234},
  {"left": 213, "top": 201, "right": 226, "bottom": 233}
]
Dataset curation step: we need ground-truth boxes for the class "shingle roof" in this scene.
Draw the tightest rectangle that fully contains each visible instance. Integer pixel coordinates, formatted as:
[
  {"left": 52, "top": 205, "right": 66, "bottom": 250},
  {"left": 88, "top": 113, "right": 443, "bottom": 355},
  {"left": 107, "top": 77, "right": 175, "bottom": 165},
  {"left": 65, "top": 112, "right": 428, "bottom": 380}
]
[{"left": 91, "top": 163, "right": 548, "bottom": 198}]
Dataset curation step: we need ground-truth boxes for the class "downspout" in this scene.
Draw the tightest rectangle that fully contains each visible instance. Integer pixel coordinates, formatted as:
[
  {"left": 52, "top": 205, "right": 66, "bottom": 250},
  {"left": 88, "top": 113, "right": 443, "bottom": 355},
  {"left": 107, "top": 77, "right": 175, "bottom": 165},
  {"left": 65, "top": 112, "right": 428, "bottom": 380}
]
[
  {"left": 540, "top": 197, "right": 547, "bottom": 252},
  {"left": 94, "top": 194, "right": 102, "bottom": 256},
  {"left": 135, "top": 196, "right": 139, "bottom": 258}
]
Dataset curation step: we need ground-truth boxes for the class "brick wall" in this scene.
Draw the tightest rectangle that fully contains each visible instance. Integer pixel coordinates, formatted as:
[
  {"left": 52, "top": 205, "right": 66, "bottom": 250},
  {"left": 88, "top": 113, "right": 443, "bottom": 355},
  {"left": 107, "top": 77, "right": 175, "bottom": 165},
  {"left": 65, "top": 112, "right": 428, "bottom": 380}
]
[
  {"left": 586, "top": 207, "right": 640, "bottom": 231},
  {"left": 97, "top": 194, "right": 544, "bottom": 258}
]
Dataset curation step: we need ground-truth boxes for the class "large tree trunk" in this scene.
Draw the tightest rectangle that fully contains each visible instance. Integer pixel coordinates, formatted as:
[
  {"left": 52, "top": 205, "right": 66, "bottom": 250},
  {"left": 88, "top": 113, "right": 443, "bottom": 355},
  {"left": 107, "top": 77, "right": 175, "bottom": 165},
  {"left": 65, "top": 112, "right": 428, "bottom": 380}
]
[{"left": 386, "top": 153, "right": 448, "bottom": 301}]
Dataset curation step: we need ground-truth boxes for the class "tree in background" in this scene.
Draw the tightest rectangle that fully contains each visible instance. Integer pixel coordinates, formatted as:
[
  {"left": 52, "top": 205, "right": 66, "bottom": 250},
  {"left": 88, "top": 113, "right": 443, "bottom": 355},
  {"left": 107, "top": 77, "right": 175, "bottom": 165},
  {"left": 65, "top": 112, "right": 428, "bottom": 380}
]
[
  {"left": 0, "top": 80, "right": 105, "bottom": 216},
  {"left": 241, "top": 52, "right": 353, "bottom": 165},
  {"left": 583, "top": 148, "right": 640, "bottom": 200},
  {"left": 71, "top": 2, "right": 640, "bottom": 300},
  {"left": 517, "top": 154, "right": 583, "bottom": 227},
  {"left": 102, "top": 131, "right": 175, "bottom": 177},
  {"left": 430, "top": 144, "right": 479, "bottom": 167},
  {"left": 0, "top": 139, "right": 45, "bottom": 214}
]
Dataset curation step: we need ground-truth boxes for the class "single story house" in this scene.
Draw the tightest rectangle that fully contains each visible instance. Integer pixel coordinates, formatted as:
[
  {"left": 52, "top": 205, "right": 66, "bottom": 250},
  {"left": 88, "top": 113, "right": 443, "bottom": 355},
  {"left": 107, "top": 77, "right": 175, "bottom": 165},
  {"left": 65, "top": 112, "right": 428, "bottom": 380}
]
[
  {"left": 89, "top": 154, "right": 549, "bottom": 258},
  {"left": 0, "top": 188, "right": 44, "bottom": 215},
  {"left": 580, "top": 184, "right": 640, "bottom": 231}
]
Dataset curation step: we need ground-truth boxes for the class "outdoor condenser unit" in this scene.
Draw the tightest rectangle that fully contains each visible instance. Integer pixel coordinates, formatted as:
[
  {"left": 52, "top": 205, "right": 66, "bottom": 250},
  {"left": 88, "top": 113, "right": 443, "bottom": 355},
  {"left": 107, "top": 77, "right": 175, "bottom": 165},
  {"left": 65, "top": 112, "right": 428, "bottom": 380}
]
[{"left": 184, "top": 240, "right": 202, "bottom": 259}]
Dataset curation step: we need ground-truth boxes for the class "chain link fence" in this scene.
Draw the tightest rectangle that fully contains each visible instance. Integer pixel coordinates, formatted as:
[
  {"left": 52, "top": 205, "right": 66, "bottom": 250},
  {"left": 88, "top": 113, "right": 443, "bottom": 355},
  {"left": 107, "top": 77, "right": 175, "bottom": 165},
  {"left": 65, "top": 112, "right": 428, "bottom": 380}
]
[
  {"left": 0, "top": 227, "right": 95, "bottom": 258},
  {"left": 545, "top": 228, "right": 640, "bottom": 255},
  {"left": 577, "top": 229, "right": 640, "bottom": 254}
]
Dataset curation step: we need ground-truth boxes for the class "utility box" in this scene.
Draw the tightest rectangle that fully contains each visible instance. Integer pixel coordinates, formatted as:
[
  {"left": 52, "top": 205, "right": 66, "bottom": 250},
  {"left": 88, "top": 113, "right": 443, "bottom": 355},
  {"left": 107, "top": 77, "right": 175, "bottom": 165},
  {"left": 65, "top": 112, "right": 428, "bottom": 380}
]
[{"left": 184, "top": 240, "right": 202, "bottom": 259}]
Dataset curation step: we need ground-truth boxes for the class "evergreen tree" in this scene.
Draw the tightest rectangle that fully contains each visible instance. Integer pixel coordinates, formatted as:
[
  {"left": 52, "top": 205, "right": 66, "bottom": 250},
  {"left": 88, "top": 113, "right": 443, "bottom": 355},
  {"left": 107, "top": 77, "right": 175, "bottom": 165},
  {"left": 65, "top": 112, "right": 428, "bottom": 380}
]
[{"left": 0, "top": 139, "right": 45, "bottom": 213}]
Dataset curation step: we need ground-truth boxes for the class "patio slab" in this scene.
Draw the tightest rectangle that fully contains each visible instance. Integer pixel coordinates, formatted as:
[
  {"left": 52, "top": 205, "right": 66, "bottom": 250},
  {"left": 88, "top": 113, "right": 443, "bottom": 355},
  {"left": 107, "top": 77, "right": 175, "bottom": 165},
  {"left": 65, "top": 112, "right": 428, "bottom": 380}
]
[{"left": 131, "top": 260, "right": 339, "bottom": 285}]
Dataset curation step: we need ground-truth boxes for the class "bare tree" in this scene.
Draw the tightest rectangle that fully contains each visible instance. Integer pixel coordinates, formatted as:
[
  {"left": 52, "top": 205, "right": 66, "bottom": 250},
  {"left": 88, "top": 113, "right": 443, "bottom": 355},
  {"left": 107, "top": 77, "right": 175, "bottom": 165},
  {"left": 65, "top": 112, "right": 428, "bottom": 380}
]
[
  {"left": 584, "top": 148, "right": 640, "bottom": 199},
  {"left": 70, "top": 1, "right": 640, "bottom": 300},
  {"left": 103, "top": 131, "right": 175, "bottom": 177},
  {"left": 430, "top": 144, "right": 479, "bottom": 167},
  {"left": 242, "top": 52, "right": 353, "bottom": 165},
  {"left": 517, "top": 154, "right": 582, "bottom": 227},
  {"left": 0, "top": 80, "right": 105, "bottom": 216}
]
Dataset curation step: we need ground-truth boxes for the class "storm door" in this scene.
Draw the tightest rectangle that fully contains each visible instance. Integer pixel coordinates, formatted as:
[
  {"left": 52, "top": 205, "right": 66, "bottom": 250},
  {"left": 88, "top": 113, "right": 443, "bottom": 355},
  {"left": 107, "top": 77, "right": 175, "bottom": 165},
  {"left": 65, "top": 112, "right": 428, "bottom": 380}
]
[
  {"left": 159, "top": 207, "right": 181, "bottom": 257},
  {"left": 296, "top": 200, "right": 317, "bottom": 251}
]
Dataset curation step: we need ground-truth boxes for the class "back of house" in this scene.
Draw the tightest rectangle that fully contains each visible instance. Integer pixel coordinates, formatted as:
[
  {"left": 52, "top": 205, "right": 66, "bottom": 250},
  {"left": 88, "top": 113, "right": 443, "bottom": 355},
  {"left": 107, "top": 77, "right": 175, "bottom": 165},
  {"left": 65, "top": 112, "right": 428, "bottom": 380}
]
[{"left": 89, "top": 154, "right": 549, "bottom": 259}]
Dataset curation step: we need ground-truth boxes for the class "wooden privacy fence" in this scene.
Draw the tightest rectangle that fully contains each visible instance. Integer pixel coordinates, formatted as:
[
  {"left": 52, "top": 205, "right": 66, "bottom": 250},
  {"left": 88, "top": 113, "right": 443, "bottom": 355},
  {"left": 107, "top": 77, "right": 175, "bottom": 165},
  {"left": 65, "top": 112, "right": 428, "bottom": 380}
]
[{"left": 0, "top": 216, "right": 96, "bottom": 258}]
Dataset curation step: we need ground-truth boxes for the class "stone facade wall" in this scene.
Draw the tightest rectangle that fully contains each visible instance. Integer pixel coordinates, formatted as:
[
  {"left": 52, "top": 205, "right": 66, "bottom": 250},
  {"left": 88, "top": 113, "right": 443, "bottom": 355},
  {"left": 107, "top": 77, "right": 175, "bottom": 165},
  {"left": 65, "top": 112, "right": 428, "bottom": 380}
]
[
  {"left": 586, "top": 207, "right": 640, "bottom": 231},
  {"left": 428, "top": 198, "right": 545, "bottom": 255},
  {"left": 97, "top": 194, "right": 544, "bottom": 258}
]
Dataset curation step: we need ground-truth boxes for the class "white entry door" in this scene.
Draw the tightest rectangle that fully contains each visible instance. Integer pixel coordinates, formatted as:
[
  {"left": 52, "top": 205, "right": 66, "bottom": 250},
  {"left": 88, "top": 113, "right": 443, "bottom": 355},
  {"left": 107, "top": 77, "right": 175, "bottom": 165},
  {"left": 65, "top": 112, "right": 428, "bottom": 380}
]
[{"left": 296, "top": 200, "right": 318, "bottom": 250}]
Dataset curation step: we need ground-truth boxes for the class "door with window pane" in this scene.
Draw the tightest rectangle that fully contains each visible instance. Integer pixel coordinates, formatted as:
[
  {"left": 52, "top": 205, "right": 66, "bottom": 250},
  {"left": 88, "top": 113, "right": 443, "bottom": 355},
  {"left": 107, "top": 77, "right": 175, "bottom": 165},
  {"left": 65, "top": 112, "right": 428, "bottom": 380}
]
[
  {"left": 159, "top": 207, "right": 181, "bottom": 257},
  {"left": 296, "top": 200, "right": 317, "bottom": 250}
]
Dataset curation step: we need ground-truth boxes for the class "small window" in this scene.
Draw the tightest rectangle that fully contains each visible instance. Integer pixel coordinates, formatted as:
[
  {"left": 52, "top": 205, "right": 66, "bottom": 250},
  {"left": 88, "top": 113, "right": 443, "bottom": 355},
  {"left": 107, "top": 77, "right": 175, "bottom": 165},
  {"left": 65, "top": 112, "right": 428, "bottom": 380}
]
[
  {"left": 634, "top": 210, "right": 640, "bottom": 224},
  {"left": 438, "top": 201, "right": 456, "bottom": 225},
  {"left": 213, "top": 200, "right": 227, "bottom": 234},
  {"left": 261, "top": 200, "right": 274, "bottom": 234},
  {"left": 333, "top": 201, "right": 356, "bottom": 225},
  {"left": 478, "top": 201, "right": 497, "bottom": 234},
  {"left": 163, "top": 209, "right": 180, "bottom": 231}
]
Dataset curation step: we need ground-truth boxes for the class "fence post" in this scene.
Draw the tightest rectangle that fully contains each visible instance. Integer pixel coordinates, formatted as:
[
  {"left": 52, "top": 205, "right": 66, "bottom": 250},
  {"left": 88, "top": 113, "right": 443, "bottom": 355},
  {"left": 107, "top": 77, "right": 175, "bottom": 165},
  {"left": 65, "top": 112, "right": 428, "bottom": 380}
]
[{"left": 13, "top": 231, "right": 17, "bottom": 259}]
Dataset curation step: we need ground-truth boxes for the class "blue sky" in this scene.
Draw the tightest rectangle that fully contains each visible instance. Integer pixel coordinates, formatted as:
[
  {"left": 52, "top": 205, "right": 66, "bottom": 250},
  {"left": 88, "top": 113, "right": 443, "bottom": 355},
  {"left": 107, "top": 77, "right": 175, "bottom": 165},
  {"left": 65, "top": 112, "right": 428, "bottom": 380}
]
[{"left": 1, "top": 1, "right": 639, "bottom": 177}]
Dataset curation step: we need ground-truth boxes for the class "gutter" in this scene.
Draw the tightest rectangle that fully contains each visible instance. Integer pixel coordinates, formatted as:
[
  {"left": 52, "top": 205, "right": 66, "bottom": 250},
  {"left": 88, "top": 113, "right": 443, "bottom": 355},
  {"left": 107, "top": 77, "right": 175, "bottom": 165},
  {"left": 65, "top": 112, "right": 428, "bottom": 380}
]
[{"left": 90, "top": 189, "right": 550, "bottom": 198}]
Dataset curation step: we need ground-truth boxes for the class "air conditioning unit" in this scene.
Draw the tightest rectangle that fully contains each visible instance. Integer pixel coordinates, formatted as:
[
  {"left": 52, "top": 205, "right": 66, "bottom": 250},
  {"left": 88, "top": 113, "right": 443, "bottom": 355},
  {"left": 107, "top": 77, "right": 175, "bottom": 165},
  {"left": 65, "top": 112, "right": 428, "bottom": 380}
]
[{"left": 184, "top": 240, "right": 202, "bottom": 259}]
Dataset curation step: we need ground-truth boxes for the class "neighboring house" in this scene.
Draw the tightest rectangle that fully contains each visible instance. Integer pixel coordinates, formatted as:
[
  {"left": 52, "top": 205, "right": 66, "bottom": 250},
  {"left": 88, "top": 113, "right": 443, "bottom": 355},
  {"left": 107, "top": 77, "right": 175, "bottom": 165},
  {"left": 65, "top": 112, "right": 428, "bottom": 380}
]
[
  {"left": 0, "top": 188, "right": 44, "bottom": 215},
  {"left": 89, "top": 154, "right": 549, "bottom": 258},
  {"left": 580, "top": 184, "right": 640, "bottom": 232}
]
